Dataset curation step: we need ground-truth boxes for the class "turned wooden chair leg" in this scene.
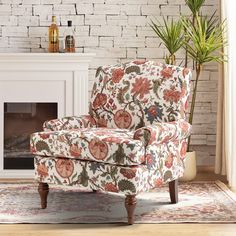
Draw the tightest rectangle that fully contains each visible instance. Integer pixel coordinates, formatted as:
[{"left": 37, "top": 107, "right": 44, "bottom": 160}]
[
  {"left": 169, "top": 179, "right": 178, "bottom": 204},
  {"left": 38, "top": 183, "right": 49, "bottom": 209},
  {"left": 125, "top": 195, "right": 137, "bottom": 225}
]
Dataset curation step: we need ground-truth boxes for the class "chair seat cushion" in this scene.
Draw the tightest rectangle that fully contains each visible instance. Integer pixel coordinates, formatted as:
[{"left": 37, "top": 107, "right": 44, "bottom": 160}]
[{"left": 31, "top": 128, "right": 145, "bottom": 166}]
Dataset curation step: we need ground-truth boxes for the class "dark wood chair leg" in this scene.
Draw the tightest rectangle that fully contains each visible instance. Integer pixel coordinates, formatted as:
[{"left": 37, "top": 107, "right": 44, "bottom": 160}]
[
  {"left": 125, "top": 195, "right": 137, "bottom": 225},
  {"left": 169, "top": 179, "right": 178, "bottom": 204},
  {"left": 38, "top": 183, "right": 49, "bottom": 209}
]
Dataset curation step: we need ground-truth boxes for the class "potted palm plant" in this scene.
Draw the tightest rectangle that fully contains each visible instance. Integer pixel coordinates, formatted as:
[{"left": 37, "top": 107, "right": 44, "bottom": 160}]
[
  {"left": 180, "top": 15, "right": 226, "bottom": 180},
  {"left": 150, "top": 0, "right": 226, "bottom": 181}
]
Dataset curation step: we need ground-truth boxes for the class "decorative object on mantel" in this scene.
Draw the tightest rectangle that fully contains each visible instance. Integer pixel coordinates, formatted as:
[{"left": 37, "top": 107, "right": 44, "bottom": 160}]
[
  {"left": 48, "top": 16, "right": 75, "bottom": 53},
  {"left": 48, "top": 16, "right": 59, "bottom": 53},
  {"left": 150, "top": 0, "right": 227, "bottom": 181},
  {"left": 64, "top": 20, "right": 76, "bottom": 53},
  {"left": 0, "top": 53, "right": 95, "bottom": 178},
  {"left": 0, "top": 181, "right": 236, "bottom": 223}
]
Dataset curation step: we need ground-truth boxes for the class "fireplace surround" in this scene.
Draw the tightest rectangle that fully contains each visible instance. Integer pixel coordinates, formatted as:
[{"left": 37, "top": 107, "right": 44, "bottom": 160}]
[
  {"left": 0, "top": 53, "right": 94, "bottom": 178},
  {"left": 4, "top": 102, "right": 58, "bottom": 170}
]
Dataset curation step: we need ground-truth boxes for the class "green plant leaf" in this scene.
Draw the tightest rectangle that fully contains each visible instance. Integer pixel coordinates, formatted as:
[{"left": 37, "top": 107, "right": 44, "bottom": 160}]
[
  {"left": 181, "top": 15, "right": 227, "bottom": 65},
  {"left": 150, "top": 17, "right": 185, "bottom": 64},
  {"left": 185, "top": 0, "right": 206, "bottom": 16}
]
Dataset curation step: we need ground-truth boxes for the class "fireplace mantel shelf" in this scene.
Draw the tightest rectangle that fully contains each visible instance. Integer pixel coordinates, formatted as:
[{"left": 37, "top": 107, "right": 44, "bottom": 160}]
[
  {"left": 0, "top": 53, "right": 95, "bottom": 62},
  {"left": 0, "top": 53, "right": 96, "bottom": 71},
  {"left": 0, "top": 53, "right": 95, "bottom": 178}
]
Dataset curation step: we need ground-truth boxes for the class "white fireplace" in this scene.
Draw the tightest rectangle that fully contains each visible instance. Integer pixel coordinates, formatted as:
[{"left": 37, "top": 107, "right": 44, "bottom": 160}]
[{"left": 0, "top": 53, "right": 95, "bottom": 178}]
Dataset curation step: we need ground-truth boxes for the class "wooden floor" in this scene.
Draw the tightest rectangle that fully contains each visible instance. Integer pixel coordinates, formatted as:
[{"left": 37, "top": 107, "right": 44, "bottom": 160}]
[{"left": 0, "top": 171, "right": 236, "bottom": 236}]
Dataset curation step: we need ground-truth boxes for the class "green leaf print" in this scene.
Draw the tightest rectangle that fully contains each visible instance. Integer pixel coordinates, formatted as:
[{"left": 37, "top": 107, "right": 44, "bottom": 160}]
[
  {"left": 36, "top": 140, "right": 50, "bottom": 152},
  {"left": 118, "top": 179, "right": 136, "bottom": 193},
  {"left": 125, "top": 66, "right": 140, "bottom": 74},
  {"left": 78, "top": 166, "right": 89, "bottom": 187}
]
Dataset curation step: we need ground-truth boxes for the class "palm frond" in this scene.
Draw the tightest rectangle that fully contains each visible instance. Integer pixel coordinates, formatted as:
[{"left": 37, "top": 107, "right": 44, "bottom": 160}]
[
  {"left": 199, "top": 11, "right": 219, "bottom": 38},
  {"left": 150, "top": 17, "right": 185, "bottom": 64},
  {"left": 181, "top": 15, "right": 227, "bottom": 65},
  {"left": 185, "top": 0, "right": 205, "bottom": 16}
]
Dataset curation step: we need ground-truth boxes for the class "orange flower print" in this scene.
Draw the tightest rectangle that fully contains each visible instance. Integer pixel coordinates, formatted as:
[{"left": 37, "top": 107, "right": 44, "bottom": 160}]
[
  {"left": 160, "top": 135, "right": 172, "bottom": 144},
  {"left": 55, "top": 159, "right": 74, "bottom": 178},
  {"left": 97, "top": 118, "right": 108, "bottom": 127},
  {"left": 154, "top": 178, "right": 163, "bottom": 187},
  {"left": 89, "top": 139, "right": 108, "bottom": 160},
  {"left": 180, "top": 87, "right": 187, "bottom": 98},
  {"left": 112, "top": 68, "right": 124, "bottom": 83},
  {"left": 182, "top": 67, "right": 190, "bottom": 77},
  {"left": 133, "top": 60, "right": 145, "bottom": 65},
  {"left": 104, "top": 183, "right": 119, "bottom": 192},
  {"left": 102, "top": 136, "right": 123, "bottom": 143},
  {"left": 85, "top": 115, "right": 97, "bottom": 127},
  {"left": 120, "top": 168, "right": 137, "bottom": 179},
  {"left": 163, "top": 88, "right": 181, "bottom": 103},
  {"left": 93, "top": 130, "right": 110, "bottom": 136},
  {"left": 161, "top": 67, "right": 174, "bottom": 79},
  {"left": 39, "top": 133, "right": 50, "bottom": 140},
  {"left": 37, "top": 163, "right": 48, "bottom": 178},
  {"left": 114, "top": 110, "right": 132, "bottom": 129},
  {"left": 180, "top": 121, "right": 190, "bottom": 133},
  {"left": 70, "top": 144, "right": 82, "bottom": 157},
  {"left": 93, "top": 93, "right": 107, "bottom": 109},
  {"left": 148, "top": 105, "right": 158, "bottom": 117},
  {"left": 131, "top": 77, "right": 151, "bottom": 99},
  {"left": 57, "top": 134, "right": 67, "bottom": 143},
  {"left": 185, "top": 100, "right": 189, "bottom": 110},
  {"left": 165, "top": 154, "right": 174, "bottom": 168},
  {"left": 180, "top": 141, "right": 188, "bottom": 159}
]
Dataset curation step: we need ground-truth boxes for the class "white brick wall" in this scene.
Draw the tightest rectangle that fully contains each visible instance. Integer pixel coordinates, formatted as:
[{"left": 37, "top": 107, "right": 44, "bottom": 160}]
[{"left": 0, "top": 0, "right": 220, "bottom": 166}]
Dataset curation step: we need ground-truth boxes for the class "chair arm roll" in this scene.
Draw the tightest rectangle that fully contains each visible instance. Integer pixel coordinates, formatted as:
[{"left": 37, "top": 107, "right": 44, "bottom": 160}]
[{"left": 133, "top": 119, "right": 192, "bottom": 146}]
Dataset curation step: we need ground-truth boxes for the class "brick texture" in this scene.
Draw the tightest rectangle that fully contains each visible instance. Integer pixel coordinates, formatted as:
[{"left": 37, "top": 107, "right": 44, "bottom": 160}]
[{"left": 0, "top": 0, "right": 220, "bottom": 166}]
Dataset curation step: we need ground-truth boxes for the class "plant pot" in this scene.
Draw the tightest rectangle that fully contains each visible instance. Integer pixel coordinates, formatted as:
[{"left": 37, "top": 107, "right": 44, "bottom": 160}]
[{"left": 179, "top": 151, "right": 197, "bottom": 181}]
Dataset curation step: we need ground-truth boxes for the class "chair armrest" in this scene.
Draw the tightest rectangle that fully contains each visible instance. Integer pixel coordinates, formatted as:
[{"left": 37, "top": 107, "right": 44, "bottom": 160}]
[
  {"left": 133, "top": 119, "right": 191, "bottom": 146},
  {"left": 43, "top": 115, "right": 97, "bottom": 131}
]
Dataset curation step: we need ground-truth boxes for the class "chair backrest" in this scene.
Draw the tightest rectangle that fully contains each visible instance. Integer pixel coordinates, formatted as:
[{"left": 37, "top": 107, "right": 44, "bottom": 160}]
[{"left": 89, "top": 61, "right": 191, "bottom": 130}]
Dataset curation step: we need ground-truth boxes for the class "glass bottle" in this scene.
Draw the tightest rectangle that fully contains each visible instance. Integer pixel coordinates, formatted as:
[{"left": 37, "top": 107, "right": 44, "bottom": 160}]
[
  {"left": 64, "top": 20, "right": 75, "bottom": 53},
  {"left": 48, "top": 16, "right": 59, "bottom": 53}
]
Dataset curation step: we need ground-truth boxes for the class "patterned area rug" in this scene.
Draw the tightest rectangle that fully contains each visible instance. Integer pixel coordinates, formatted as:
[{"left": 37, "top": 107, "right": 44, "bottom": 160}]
[{"left": 0, "top": 181, "right": 236, "bottom": 223}]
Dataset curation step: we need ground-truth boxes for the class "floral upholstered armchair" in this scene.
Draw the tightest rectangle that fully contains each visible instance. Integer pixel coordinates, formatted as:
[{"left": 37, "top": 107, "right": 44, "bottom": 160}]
[{"left": 30, "top": 61, "right": 192, "bottom": 224}]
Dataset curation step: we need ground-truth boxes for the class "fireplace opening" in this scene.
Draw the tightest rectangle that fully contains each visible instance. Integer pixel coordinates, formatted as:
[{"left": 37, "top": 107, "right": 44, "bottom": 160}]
[{"left": 4, "top": 103, "right": 57, "bottom": 170}]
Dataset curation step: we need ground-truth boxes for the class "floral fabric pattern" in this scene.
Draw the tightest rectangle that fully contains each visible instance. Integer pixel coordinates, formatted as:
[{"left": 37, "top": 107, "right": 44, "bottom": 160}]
[
  {"left": 89, "top": 61, "right": 191, "bottom": 130},
  {"left": 31, "top": 60, "right": 192, "bottom": 196},
  {"left": 43, "top": 115, "right": 97, "bottom": 131},
  {"left": 31, "top": 128, "right": 145, "bottom": 166},
  {"left": 34, "top": 139, "right": 184, "bottom": 195},
  {"left": 133, "top": 119, "right": 191, "bottom": 146}
]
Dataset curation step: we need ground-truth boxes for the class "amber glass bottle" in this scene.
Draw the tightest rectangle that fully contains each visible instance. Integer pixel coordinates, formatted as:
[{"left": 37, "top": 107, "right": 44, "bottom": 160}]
[
  {"left": 64, "top": 20, "right": 75, "bottom": 53},
  {"left": 48, "top": 16, "right": 59, "bottom": 53}
]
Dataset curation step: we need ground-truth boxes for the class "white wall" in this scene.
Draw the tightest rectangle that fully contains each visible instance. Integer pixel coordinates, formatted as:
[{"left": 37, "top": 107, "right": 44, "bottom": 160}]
[{"left": 0, "top": 0, "right": 220, "bottom": 166}]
